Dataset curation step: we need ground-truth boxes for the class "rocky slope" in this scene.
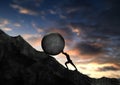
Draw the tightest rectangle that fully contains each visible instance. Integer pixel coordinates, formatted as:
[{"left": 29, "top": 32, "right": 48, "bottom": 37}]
[
  {"left": 91, "top": 77, "right": 120, "bottom": 85},
  {"left": 0, "top": 29, "right": 119, "bottom": 85},
  {"left": 0, "top": 29, "right": 91, "bottom": 85}
]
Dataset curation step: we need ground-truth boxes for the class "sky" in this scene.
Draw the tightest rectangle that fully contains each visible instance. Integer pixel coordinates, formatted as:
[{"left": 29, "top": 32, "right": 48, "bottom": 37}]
[{"left": 0, "top": 0, "right": 120, "bottom": 78}]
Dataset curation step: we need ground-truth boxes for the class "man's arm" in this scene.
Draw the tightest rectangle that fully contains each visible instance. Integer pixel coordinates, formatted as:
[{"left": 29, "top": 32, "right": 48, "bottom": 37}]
[{"left": 62, "top": 51, "right": 68, "bottom": 56}]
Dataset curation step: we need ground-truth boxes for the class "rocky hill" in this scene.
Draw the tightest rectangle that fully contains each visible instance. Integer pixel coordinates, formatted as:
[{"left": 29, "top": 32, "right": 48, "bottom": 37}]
[
  {"left": 91, "top": 77, "right": 120, "bottom": 85},
  {"left": 0, "top": 29, "right": 119, "bottom": 85},
  {"left": 0, "top": 29, "right": 91, "bottom": 85}
]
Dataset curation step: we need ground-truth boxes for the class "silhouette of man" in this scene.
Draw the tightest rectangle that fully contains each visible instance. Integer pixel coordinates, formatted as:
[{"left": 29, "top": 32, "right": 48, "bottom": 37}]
[{"left": 62, "top": 51, "right": 77, "bottom": 71}]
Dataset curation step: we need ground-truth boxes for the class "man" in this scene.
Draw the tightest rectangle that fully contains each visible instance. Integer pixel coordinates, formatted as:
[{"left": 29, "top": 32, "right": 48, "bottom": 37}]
[{"left": 62, "top": 51, "right": 77, "bottom": 71}]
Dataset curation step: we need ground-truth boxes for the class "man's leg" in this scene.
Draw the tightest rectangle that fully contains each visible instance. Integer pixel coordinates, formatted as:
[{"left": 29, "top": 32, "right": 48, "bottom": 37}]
[
  {"left": 65, "top": 61, "right": 69, "bottom": 69},
  {"left": 70, "top": 61, "right": 78, "bottom": 71}
]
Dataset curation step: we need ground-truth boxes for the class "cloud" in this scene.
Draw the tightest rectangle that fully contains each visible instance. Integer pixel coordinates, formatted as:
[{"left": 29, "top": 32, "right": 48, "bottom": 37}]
[
  {"left": 14, "top": 23, "right": 21, "bottom": 27},
  {"left": 1, "top": 27, "right": 12, "bottom": 31},
  {"left": 95, "top": 0, "right": 120, "bottom": 36},
  {"left": 10, "top": 4, "right": 38, "bottom": 15},
  {"left": 31, "top": 22, "right": 44, "bottom": 33},
  {"left": 5, "top": 0, "right": 120, "bottom": 78},
  {"left": 0, "top": 19, "right": 9, "bottom": 26},
  {"left": 66, "top": 7, "right": 80, "bottom": 14},
  {"left": 75, "top": 42, "right": 103, "bottom": 55},
  {"left": 34, "top": 0, "right": 120, "bottom": 73},
  {"left": 49, "top": 9, "right": 56, "bottom": 15},
  {"left": 96, "top": 66, "right": 120, "bottom": 72},
  {"left": 10, "top": 1, "right": 46, "bottom": 17},
  {"left": 59, "top": 0, "right": 120, "bottom": 37},
  {"left": 73, "top": 62, "right": 120, "bottom": 78},
  {"left": 67, "top": 21, "right": 120, "bottom": 65},
  {"left": 68, "top": 24, "right": 81, "bottom": 36},
  {"left": 44, "top": 27, "right": 75, "bottom": 40},
  {"left": 59, "top": 14, "right": 67, "bottom": 19},
  {"left": 0, "top": 19, "right": 12, "bottom": 32},
  {"left": 60, "top": 0, "right": 94, "bottom": 19}
]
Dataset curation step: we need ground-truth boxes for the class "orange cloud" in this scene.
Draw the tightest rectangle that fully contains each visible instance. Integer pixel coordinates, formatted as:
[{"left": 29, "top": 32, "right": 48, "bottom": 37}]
[
  {"left": 68, "top": 24, "right": 81, "bottom": 36},
  {"left": 66, "top": 48, "right": 80, "bottom": 56}
]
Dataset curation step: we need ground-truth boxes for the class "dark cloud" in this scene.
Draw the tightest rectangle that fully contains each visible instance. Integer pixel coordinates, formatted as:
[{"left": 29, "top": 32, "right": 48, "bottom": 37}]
[
  {"left": 11, "top": 0, "right": 44, "bottom": 12},
  {"left": 1, "top": 0, "right": 120, "bottom": 78},
  {"left": 90, "top": 56, "right": 120, "bottom": 65},
  {"left": 94, "top": 0, "right": 120, "bottom": 36},
  {"left": 76, "top": 42, "right": 103, "bottom": 55},
  {"left": 60, "top": 0, "right": 120, "bottom": 36},
  {"left": 43, "top": 27, "right": 75, "bottom": 41},
  {"left": 13, "top": 0, "right": 42, "bottom": 4},
  {"left": 97, "top": 66, "right": 120, "bottom": 72},
  {"left": 17, "top": 0, "right": 120, "bottom": 63},
  {"left": 68, "top": 5, "right": 120, "bottom": 62}
]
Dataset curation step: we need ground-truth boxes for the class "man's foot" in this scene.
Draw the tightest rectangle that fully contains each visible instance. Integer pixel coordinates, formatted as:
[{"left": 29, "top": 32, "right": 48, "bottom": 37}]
[{"left": 74, "top": 69, "right": 78, "bottom": 71}]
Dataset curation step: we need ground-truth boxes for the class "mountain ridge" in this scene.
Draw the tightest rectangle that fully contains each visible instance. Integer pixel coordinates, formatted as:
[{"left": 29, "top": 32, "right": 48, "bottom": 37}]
[{"left": 0, "top": 29, "right": 119, "bottom": 85}]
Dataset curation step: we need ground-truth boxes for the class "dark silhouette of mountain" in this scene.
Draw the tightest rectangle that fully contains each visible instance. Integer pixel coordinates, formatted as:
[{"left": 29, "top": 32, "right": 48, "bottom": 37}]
[
  {"left": 0, "top": 29, "right": 90, "bottom": 85},
  {"left": 0, "top": 29, "right": 119, "bottom": 85},
  {"left": 91, "top": 77, "right": 120, "bottom": 85}
]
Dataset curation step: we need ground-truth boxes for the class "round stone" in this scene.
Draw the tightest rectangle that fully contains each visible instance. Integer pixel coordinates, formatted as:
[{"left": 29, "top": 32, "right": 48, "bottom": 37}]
[{"left": 41, "top": 33, "right": 65, "bottom": 55}]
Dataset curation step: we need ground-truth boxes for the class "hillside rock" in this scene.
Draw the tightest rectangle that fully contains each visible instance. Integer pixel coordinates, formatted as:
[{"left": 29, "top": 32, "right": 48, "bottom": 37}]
[
  {"left": 91, "top": 77, "right": 120, "bottom": 85},
  {"left": 0, "top": 29, "right": 91, "bottom": 85},
  {"left": 0, "top": 29, "right": 120, "bottom": 85}
]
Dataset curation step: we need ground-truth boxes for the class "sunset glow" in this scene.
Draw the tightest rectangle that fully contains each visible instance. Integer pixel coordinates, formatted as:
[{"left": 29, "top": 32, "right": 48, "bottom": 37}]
[{"left": 0, "top": 0, "right": 120, "bottom": 78}]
